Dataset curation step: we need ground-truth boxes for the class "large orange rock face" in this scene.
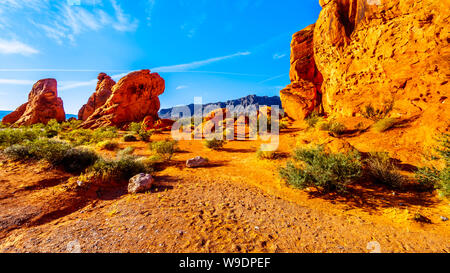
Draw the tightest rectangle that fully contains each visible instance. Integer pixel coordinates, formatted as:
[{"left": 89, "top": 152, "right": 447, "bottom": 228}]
[
  {"left": 81, "top": 70, "right": 165, "bottom": 129},
  {"left": 314, "top": 0, "right": 449, "bottom": 120},
  {"left": 280, "top": 24, "right": 323, "bottom": 121},
  {"left": 2, "top": 79, "right": 65, "bottom": 126},
  {"left": 78, "top": 73, "right": 115, "bottom": 121}
]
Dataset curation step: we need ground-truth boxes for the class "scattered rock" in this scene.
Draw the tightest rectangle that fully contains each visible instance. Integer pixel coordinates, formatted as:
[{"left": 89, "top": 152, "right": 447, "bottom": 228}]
[
  {"left": 186, "top": 156, "right": 209, "bottom": 168},
  {"left": 440, "top": 216, "right": 449, "bottom": 222},
  {"left": 2, "top": 79, "right": 65, "bottom": 126},
  {"left": 128, "top": 173, "right": 154, "bottom": 194}
]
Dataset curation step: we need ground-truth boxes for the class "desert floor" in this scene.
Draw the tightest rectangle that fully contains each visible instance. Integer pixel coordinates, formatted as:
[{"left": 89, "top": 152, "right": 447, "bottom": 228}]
[{"left": 0, "top": 123, "right": 449, "bottom": 253}]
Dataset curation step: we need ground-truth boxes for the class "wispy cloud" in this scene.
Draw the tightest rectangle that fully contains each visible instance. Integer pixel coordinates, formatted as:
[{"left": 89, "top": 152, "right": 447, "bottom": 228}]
[
  {"left": 0, "top": 79, "right": 36, "bottom": 85},
  {"left": 258, "top": 73, "right": 287, "bottom": 84},
  {"left": 176, "top": 85, "right": 189, "bottom": 90},
  {"left": 25, "top": 0, "right": 139, "bottom": 45},
  {"left": 273, "top": 53, "right": 287, "bottom": 60},
  {"left": 0, "top": 39, "right": 39, "bottom": 55},
  {"left": 153, "top": 51, "right": 251, "bottom": 72},
  {"left": 59, "top": 51, "right": 253, "bottom": 91}
]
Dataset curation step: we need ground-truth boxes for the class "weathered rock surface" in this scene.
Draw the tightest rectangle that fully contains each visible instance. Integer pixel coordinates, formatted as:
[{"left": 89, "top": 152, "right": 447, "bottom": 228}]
[
  {"left": 78, "top": 73, "right": 115, "bottom": 121},
  {"left": 128, "top": 173, "right": 154, "bottom": 194},
  {"left": 280, "top": 24, "right": 323, "bottom": 121},
  {"left": 2, "top": 79, "right": 65, "bottom": 126},
  {"left": 186, "top": 156, "right": 209, "bottom": 168},
  {"left": 81, "top": 70, "right": 165, "bottom": 129},
  {"left": 314, "top": 0, "right": 449, "bottom": 122}
]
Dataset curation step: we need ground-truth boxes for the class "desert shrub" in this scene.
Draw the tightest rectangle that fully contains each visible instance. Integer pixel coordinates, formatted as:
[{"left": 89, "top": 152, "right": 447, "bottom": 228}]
[
  {"left": 305, "top": 113, "right": 323, "bottom": 128},
  {"left": 3, "top": 139, "right": 98, "bottom": 173},
  {"left": 415, "top": 134, "right": 450, "bottom": 196},
  {"left": 372, "top": 117, "right": 399, "bottom": 133},
  {"left": 150, "top": 139, "right": 177, "bottom": 160},
  {"left": 0, "top": 122, "right": 6, "bottom": 129},
  {"left": 91, "top": 127, "right": 118, "bottom": 143},
  {"left": 0, "top": 127, "right": 44, "bottom": 148},
  {"left": 43, "top": 119, "right": 62, "bottom": 138},
  {"left": 365, "top": 152, "right": 405, "bottom": 189},
  {"left": 362, "top": 101, "right": 394, "bottom": 121},
  {"left": 117, "top": 146, "right": 135, "bottom": 157},
  {"left": 97, "top": 140, "right": 119, "bottom": 151},
  {"left": 319, "top": 120, "right": 346, "bottom": 135},
  {"left": 61, "top": 129, "right": 93, "bottom": 146},
  {"left": 138, "top": 129, "right": 153, "bottom": 142},
  {"left": 279, "top": 121, "right": 289, "bottom": 130},
  {"left": 123, "top": 134, "right": 138, "bottom": 142},
  {"left": 279, "top": 147, "right": 362, "bottom": 193},
  {"left": 61, "top": 119, "right": 83, "bottom": 131},
  {"left": 256, "top": 149, "right": 277, "bottom": 160},
  {"left": 204, "top": 138, "right": 225, "bottom": 150},
  {"left": 88, "top": 156, "right": 150, "bottom": 182},
  {"left": 128, "top": 122, "right": 143, "bottom": 134},
  {"left": 3, "top": 144, "right": 34, "bottom": 160}
]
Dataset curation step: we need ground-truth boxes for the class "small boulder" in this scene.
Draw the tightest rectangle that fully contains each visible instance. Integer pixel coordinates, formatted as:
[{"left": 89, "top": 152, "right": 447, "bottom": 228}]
[
  {"left": 128, "top": 173, "right": 154, "bottom": 194},
  {"left": 186, "top": 156, "right": 209, "bottom": 168}
]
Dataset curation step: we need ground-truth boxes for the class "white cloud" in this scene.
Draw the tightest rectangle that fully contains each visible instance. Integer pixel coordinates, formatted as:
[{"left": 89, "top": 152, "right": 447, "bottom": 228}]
[
  {"left": 110, "top": 0, "right": 139, "bottom": 32},
  {"left": 0, "top": 39, "right": 39, "bottom": 55},
  {"left": 0, "top": 79, "right": 35, "bottom": 85},
  {"left": 176, "top": 85, "right": 188, "bottom": 90},
  {"left": 273, "top": 53, "right": 287, "bottom": 60},
  {"left": 153, "top": 51, "right": 251, "bottom": 72},
  {"left": 258, "top": 74, "right": 287, "bottom": 84}
]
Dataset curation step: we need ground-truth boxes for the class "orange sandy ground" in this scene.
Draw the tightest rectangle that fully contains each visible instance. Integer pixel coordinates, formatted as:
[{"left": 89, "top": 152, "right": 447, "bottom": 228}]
[{"left": 0, "top": 122, "right": 449, "bottom": 253}]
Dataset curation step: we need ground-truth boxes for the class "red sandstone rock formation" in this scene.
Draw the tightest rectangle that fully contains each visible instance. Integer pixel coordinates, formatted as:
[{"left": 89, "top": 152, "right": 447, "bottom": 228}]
[
  {"left": 2, "top": 79, "right": 65, "bottom": 126},
  {"left": 280, "top": 24, "right": 323, "bottom": 120},
  {"left": 78, "top": 73, "right": 115, "bottom": 121},
  {"left": 81, "top": 69, "right": 165, "bottom": 129}
]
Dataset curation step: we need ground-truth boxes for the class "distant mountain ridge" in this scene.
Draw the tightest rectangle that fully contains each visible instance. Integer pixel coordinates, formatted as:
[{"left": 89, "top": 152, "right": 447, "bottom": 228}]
[{"left": 158, "top": 95, "right": 283, "bottom": 119}]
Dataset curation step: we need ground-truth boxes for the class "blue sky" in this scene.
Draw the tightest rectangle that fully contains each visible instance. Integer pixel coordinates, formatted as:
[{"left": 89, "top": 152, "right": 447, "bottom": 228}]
[{"left": 0, "top": 0, "right": 321, "bottom": 114}]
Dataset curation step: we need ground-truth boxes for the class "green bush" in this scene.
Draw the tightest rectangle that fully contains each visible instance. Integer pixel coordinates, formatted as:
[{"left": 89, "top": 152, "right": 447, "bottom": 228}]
[
  {"left": 150, "top": 139, "right": 177, "bottom": 160},
  {"left": 117, "top": 146, "right": 135, "bottom": 157},
  {"left": 0, "top": 128, "right": 44, "bottom": 148},
  {"left": 256, "top": 149, "right": 277, "bottom": 160},
  {"left": 305, "top": 113, "right": 323, "bottom": 128},
  {"left": 123, "top": 134, "right": 138, "bottom": 142},
  {"left": 43, "top": 119, "right": 62, "bottom": 138},
  {"left": 204, "top": 138, "right": 225, "bottom": 150},
  {"left": 128, "top": 122, "right": 143, "bottom": 134},
  {"left": 138, "top": 129, "right": 153, "bottom": 142},
  {"left": 319, "top": 120, "right": 346, "bottom": 135},
  {"left": 88, "top": 156, "right": 150, "bottom": 182},
  {"left": 61, "top": 119, "right": 83, "bottom": 131},
  {"left": 3, "top": 139, "right": 98, "bottom": 173},
  {"left": 61, "top": 129, "right": 93, "bottom": 146},
  {"left": 279, "top": 147, "right": 362, "bottom": 193},
  {"left": 365, "top": 152, "right": 405, "bottom": 189},
  {"left": 91, "top": 127, "right": 118, "bottom": 143},
  {"left": 97, "top": 140, "right": 119, "bottom": 151},
  {"left": 372, "top": 117, "right": 398, "bottom": 133},
  {"left": 415, "top": 133, "right": 449, "bottom": 196}
]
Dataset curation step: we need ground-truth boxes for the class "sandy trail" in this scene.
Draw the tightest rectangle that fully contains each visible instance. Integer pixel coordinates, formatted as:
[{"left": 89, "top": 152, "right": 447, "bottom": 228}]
[{"left": 0, "top": 129, "right": 449, "bottom": 253}]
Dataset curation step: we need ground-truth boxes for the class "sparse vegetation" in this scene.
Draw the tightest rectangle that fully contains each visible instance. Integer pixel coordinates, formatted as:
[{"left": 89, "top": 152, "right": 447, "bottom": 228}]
[
  {"left": 0, "top": 127, "right": 44, "bottom": 148},
  {"left": 117, "top": 146, "right": 135, "bottom": 157},
  {"left": 318, "top": 120, "right": 347, "bottom": 135},
  {"left": 138, "top": 129, "right": 153, "bottom": 142},
  {"left": 123, "top": 134, "right": 138, "bottom": 142},
  {"left": 88, "top": 156, "right": 151, "bottom": 182},
  {"left": 415, "top": 133, "right": 450, "bottom": 196},
  {"left": 362, "top": 101, "right": 394, "bottom": 121},
  {"left": 204, "top": 137, "right": 225, "bottom": 150},
  {"left": 128, "top": 122, "right": 143, "bottom": 134},
  {"left": 150, "top": 139, "right": 178, "bottom": 160},
  {"left": 97, "top": 140, "right": 119, "bottom": 151},
  {"left": 372, "top": 117, "right": 399, "bottom": 133},
  {"left": 365, "top": 152, "right": 405, "bottom": 189},
  {"left": 256, "top": 149, "right": 277, "bottom": 160},
  {"left": 61, "top": 126, "right": 118, "bottom": 146},
  {"left": 305, "top": 113, "right": 323, "bottom": 128},
  {"left": 3, "top": 139, "right": 99, "bottom": 173},
  {"left": 279, "top": 147, "right": 362, "bottom": 193}
]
